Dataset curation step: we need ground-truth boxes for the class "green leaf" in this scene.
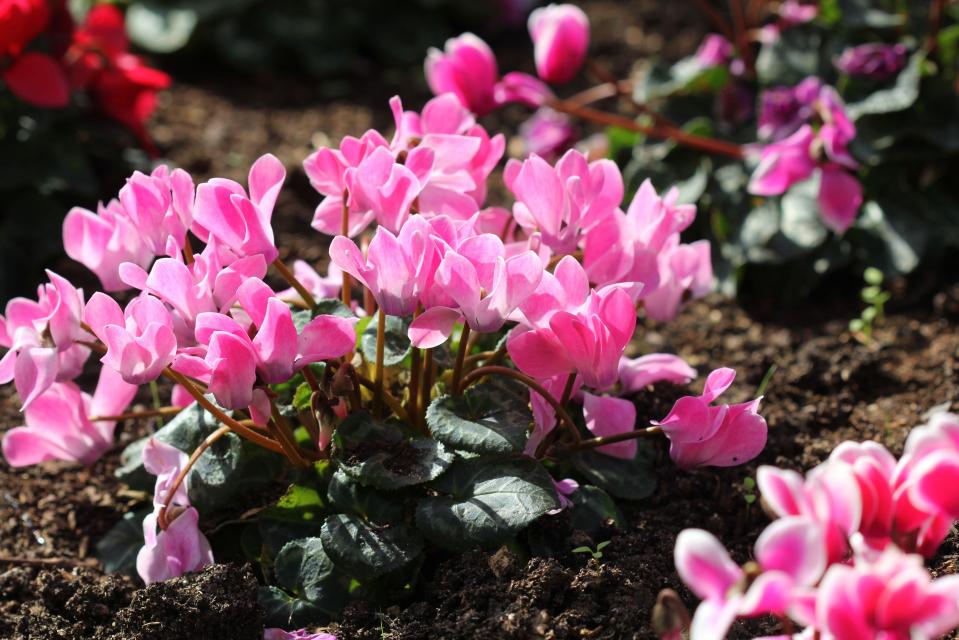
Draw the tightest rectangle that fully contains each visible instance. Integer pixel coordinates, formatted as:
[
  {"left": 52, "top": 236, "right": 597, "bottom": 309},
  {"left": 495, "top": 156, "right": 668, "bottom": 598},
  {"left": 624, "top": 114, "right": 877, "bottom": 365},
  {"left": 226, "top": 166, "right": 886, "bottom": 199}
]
[
  {"left": 327, "top": 469, "right": 405, "bottom": 524},
  {"left": 837, "top": 0, "right": 905, "bottom": 28},
  {"left": 361, "top": 312, "right": 412, "bottom": 367},
  {"left": 427, "top": 381, "right": 532, "bottom": 455},
  {"left": 781, "top": 177, "right": 829, "bottom": 249},
  {"left": 756, "top": 26, "right": 822, "bottom": 85},
  {"left": 126, "top": 2, "right": 198, "bottom": 53},
  {"left": 634, "top": 57, "right": 729, "bottom": 102},
  {"left": 259, "top": 586, "right": 328, "bottom": 629},
  {"left": 274, "top": 537, "right": 346, "bottom": 606},
  {"left": 320, "top": 514, "right": 423, "bottom": 580},
  {"left": 568, "top": 484, "right": 625, "bottom": 534},
  {"left": 313, "top": 298, "right": 354, "bottom": 318},
  {"left": 292, "top": 382, "right": 313, "bottom": 411},
  {"left": 334, "top": 412, "right": 453, "bottom": 490},
  {"left": 115, "top": 437, "right": 154, "bottom": 491},
  {"left": 96, "top": 509, "right": 148, "bottom": 576},
  {"left": 847, "top": 52, "right": 923, "bottom": 119},
  {"left": 415, "top": 457, "right": 559, "bottom": 551},
  {"left": 571, "top": 443, "right": 657, "bottom": 501}
]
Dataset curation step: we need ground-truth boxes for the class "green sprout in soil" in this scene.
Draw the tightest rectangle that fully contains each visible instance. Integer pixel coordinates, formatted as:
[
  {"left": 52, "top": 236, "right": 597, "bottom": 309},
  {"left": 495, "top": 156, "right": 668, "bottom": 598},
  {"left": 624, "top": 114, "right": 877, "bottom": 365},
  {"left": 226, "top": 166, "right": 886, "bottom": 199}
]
[
  {"left": 572, "top": 540, "right": 612, "bottom": 560},
  {"left": 849, "top": 268, "right": 891, "bottom": 344}
]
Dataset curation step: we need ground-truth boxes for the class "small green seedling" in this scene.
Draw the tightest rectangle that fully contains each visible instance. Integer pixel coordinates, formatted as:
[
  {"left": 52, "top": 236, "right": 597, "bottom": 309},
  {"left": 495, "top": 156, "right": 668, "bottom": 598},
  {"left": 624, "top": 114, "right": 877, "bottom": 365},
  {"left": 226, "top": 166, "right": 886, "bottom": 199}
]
[
  {"left": 572, "top": 540, "right": 612, "bottom": 560},
  {"left": 849, "top": 267, "right": 890, "bottom": 344},
  {"left": 743, "top": 477, "right": 757, "bottom": 507}
]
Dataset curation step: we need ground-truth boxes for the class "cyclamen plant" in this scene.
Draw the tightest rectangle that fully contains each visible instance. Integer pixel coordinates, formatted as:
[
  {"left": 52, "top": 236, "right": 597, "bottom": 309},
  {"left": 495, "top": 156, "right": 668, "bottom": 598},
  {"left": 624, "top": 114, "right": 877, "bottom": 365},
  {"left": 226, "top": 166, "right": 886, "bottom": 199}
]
[
  {"left": 666, "top": 411, "right": 959, "bottom": 640},
  {"left": 0, "top": 3, "right": 773, "bottom": 635}
]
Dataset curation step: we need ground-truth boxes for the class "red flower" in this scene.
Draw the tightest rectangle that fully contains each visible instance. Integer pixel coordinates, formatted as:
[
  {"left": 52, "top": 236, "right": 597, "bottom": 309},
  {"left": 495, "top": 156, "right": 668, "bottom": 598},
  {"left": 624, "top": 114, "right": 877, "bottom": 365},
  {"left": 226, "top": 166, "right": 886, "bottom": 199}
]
[
  {"left": 65, "top": 4, "right": 170, "bottom": 152},
  {"left": 0, "top": 0, "right": 70, "bottom": 107}
]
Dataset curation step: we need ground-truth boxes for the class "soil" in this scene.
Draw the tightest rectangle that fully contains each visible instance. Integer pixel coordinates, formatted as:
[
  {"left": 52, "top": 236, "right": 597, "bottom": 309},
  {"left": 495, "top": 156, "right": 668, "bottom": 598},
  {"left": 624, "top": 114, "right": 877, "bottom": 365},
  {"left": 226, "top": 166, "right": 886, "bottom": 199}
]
[{"left": 2, "top": 0, "right": 959, "bottom": 639}]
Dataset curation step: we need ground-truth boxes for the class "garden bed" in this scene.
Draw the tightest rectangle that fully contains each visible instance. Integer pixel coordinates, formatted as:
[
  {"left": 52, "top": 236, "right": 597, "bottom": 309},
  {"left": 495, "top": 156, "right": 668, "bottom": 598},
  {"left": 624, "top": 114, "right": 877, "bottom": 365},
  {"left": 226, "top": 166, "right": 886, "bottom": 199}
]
[{"left": 3, "top": 285, "right": 957, "bottom": 639}]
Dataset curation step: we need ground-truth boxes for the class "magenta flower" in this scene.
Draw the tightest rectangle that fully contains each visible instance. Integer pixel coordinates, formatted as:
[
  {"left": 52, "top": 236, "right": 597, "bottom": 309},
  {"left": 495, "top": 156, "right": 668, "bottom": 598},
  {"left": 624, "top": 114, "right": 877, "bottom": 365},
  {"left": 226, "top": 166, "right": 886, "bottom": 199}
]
[
  {"left": 748, "top": 125, "right": 817, "bottom": 195},
  {"left": 528, "top": 3, "right": 590, "bottom": 84},
  {"left": 117, "top": 165, "right": 195, "bottom": 254},
  {"left": 811, "top": 546, "right": 959, "bottom": 639},
  {"left": 757, "top": 77, "right": 821, "bottom": 141},
  {"left": 508, "top": 285, "right": 635, "bottom": 389},
  {"left": 828, "top": 440, "right": 897, "bottom": 549},
  {"left": 695, "top": 34, "right": 734, "bottom": 68},
  {"left": 674, "top": 517, "right": 827, "bottom": 640},
  {"left": 654, "top": 368, "right": 767, "bottom": 469},
  {"left": 548, "top": 477, "right": 579, "bottom": 514},
  {"left": 330, "top": 215, "right": 433, "bottom": 317},
  {"left": 618, "top": 353, "right": 697, "bottom": 393},
  {"left": 0, "top": 271, "right": 88, "bottom": 408},
  {"left": 835, "top": 43, "right": 909, "bottom": 80},
  {"left": 506, "top": 150, "right": 623, "bottom": 254},
  {"left": 193, "top": 153, "right": 285, "bottom": 263},
  {"left": 582, "top": 392, "right": 637, "bottom": 459},
  {"left": 891, "top": 411, "right": 959, "bottom": 556},
  {"left": 527, "top": 372, "right": 582, "bottom": 456},
  {"left": 409, "top": 234, "right": 543, "bottom": 348},
  {"left": 63, "top": 199, "right": 154, "bottom": 292},
  {"left": 425, "top": 33, "right": 500, "bottom": 115},
  {"left": 582, "top": 179, "right": 709, "bottom": 318},
  {"left": 757, "top": 461, "right": 863, "bottom": 563},
  {"left": 344, "top": 146, "right": 423, "bottom": 233},
  {"left": 1, "top": 366, "right": 136, "bottom": 467},
  {"left": 264, "top": 630, "right": 336, "bottom": 640},
  {"left": 137, "top": 437, "right": 213, "bottom": 585},
  {"left": 83, "top": 293, "right": 177, "bottom": 385},
  {"left": 518, "top": 108, "right": 578, "bottom": 161}
]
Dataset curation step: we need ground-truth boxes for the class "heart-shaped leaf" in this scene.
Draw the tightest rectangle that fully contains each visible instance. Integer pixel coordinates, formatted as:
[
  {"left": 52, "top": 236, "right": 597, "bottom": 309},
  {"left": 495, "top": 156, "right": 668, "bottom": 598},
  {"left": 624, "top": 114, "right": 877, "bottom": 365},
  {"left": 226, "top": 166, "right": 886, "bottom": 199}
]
[
  {"left": 361, "top": 312, "right": 412, "bottom": 367},
  {"left": 334, "top": 412, "right": 453, "bottom": 490},
  {"left": 320, "top": 513, "right": 423, "bottom": 580},
  {"left": 571, "top": 442, "right": 657, "bottom": 501},
  {"left": 327, "top": 469, "right": 405, "bottom": 524},
  {"left": 426, "top": 381, "right": 532, "bottom": 455},
  {"left": 415, "top": 457, "right": 559, "bottom": 551}
]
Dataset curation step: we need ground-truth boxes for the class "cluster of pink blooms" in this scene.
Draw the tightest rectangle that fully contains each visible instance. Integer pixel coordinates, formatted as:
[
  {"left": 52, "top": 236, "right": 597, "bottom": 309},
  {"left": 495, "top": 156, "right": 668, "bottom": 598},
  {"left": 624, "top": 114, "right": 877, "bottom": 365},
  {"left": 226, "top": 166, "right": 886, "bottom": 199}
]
[
  {"left": 672, "top": 411, "right": 959, "bottom": 639},
  {"left": 0, "top": 1, "right": 170, "bottom": 149},
  {"left": 0, "top": 2, "right": 769, "bottom": 600},
  {"left": 748, "top": 77, "right": 863, "bottom": 234}
]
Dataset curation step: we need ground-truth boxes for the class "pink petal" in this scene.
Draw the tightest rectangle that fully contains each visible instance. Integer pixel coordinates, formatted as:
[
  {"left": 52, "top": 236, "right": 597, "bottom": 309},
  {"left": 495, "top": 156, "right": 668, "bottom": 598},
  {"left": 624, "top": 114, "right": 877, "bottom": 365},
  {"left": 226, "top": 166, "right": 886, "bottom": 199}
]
[
  {"left": 581, "top": 393, "right": 637, "bottom": 459},
  {"left": 674, "top": 528, "right": 743, "bottom": 601},
  {"left": 408, "top": 307, "right": 462, "bottom": 349}
]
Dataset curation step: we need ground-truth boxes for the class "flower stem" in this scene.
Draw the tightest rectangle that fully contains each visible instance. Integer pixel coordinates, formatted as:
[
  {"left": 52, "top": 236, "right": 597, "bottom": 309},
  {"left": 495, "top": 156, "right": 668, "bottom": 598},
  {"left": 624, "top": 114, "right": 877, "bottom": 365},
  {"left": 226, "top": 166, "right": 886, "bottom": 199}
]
[
  {"left": 88, "top": 406, "right": 183, "bottom": 422},
  {"left": 559, "top": 373, "right": 577, "bottom": 407},
  {"left": 272, "top": 258, "right": 317, "bottom": 308},
  {"left": 340, "top": 191, "right": 352, "bottom": 308},
  {"left": 548, "top": 99, "right": 744, "bottom": 159},
  {"left": 451, "top": 324, "right": 472, "bottom": 395},
  {"left": 374, "top": 311, "right": 386, "bottom": 418},
  {"left": 420, "top": 348, "right": 434, "bottom": 427},
  {"left": 157, "top": 425, "right": 231, "bottom": 530},
  {"left": 163, "top": 368, "right": 288, "bottom": 456},
  {"left": 459, "top": 365, "right": 580, "bottom": 446},
  {"left": 554, "top": 426, "right": 663, "bottom": 455},
  {"left": 269, "top": 397, "right": 311, "bottom": 467}
]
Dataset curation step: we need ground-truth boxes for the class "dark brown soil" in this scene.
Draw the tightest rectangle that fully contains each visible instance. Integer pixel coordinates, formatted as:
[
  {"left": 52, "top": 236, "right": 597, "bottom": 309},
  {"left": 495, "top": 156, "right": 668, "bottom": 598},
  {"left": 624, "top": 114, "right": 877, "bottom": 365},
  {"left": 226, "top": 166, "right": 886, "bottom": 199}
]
[{"left": 3, "top": 0, "right": 959, "bottom": 638}]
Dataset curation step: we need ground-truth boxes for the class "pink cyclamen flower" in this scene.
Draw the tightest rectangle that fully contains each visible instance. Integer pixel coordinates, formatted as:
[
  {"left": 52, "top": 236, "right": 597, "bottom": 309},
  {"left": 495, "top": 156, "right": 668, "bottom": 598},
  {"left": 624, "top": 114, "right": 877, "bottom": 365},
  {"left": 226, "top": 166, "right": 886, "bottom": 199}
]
[
  {"left": 827, "top": 440, "right": 897, "bottom": 550},
  {"left": 519, "top": 108, "right": 578, "bottom": 161},
  {"left": 528, "top": 4, "right": 590, "bottom": 84},
  {"left": 654, "top": 368, "right": 767, "bottom": 469},
  {"left": 835, "top": 43, "right": 908, "bottom": 80},
  {"left": 0, "top": 271, "right": 88, "bottom": 408},
  {"left": 83, "top": 293, "right": 177, "bottom": 385},
  {"left": 695, "top": 34, "right": 734, "bottom": 68},
  {"left": 330, "top": 215, "right": 433, "bottom": 317},
  {"left": 891, "top": 411, "right": 959, "bottom": 557},
  {"left": 526, "top": 372, "right": 583, "bottom": 456},
  {"left": 63, "top": 198, "right": 154, "bottom": 292},
  {"left": 508, "top": 285, "right": 636, "bottom": 389},
  {"left": 117, "top": 165, "right": 195, "bottom": 254},
  {"left": 137, "top": 438, "right": 213, "bottom": 584},
  {"left": 506, "top": 150, "right": 623, "bottom": 254},
  {"left": 193, "top": 153, "right": 285, "bottom": 263},
  {"left": 264, "top": 630, "right": 337, "bottom": 640},
  {"left": 748, "top": 125, "right": 817, "bottom": 196},
  {"left": 643, "top": 240, "right": 713, "bottom": 322},
  {"left": 2, "top": 366, "right": 136, "bottom": 467},
  {"left": 409, "top": 234, "right": 543, "bottom": 348},
  {"left": 757, "top": 460, "right": 863, "bottom": 563},
  {"left": 674, "top": 517, "right": 827, "bottom": 640},
  {"left": 811, "top": 546, "right": 959, "bottom": 640},
  {"left": 425, "top": 33, "right": 500, "bottom": 115},
  {"left": 582, "top": 393, "right": 637, "bottom": 459},
  {"left": 136, "top": 506, "right": 213, "bottom": 584},
  {"left": 618, "top": 353, "right": 697, "bottom": 393},
  {"left": 548, "top": 478, "right": 579, "bottom": 514}
]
